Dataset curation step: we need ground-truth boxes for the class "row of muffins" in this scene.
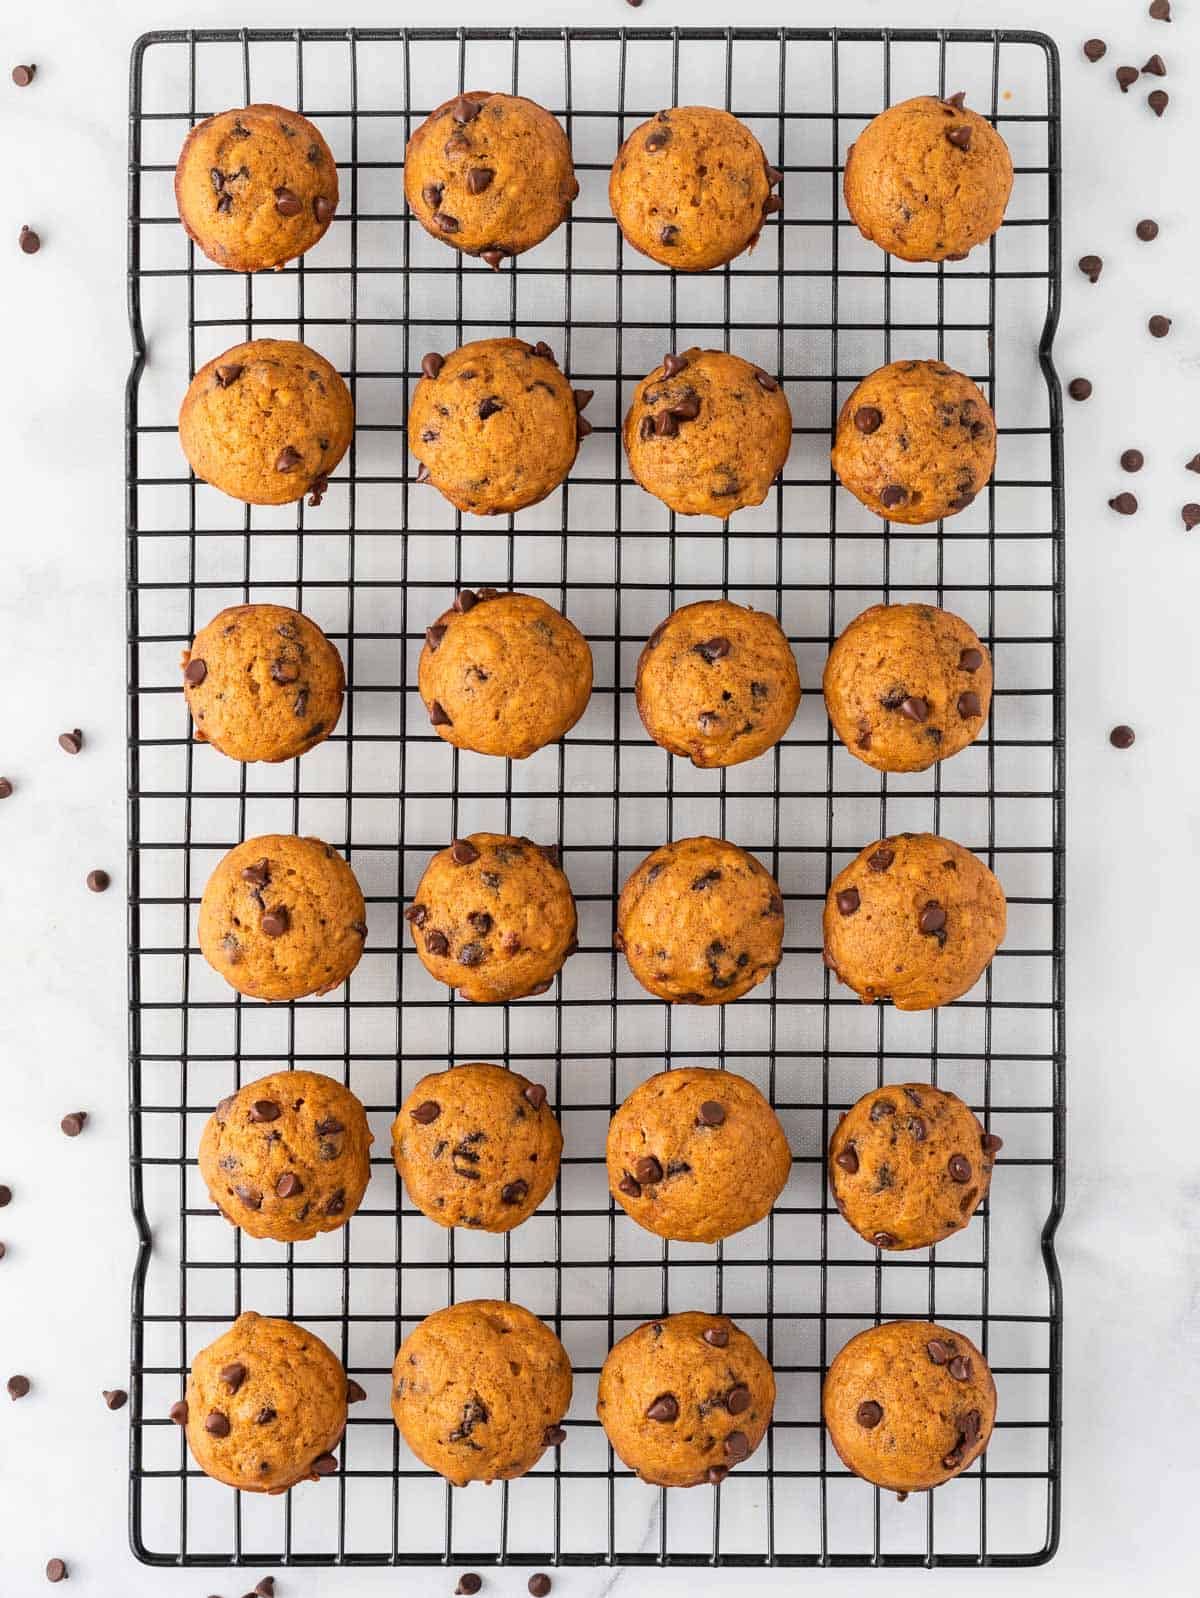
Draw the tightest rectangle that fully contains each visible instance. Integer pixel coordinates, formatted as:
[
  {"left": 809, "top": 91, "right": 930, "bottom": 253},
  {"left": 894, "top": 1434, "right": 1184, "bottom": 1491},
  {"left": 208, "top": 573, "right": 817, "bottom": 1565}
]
[{"left": 177, "top": 1063, "right": 1000, "bottom": 1496}]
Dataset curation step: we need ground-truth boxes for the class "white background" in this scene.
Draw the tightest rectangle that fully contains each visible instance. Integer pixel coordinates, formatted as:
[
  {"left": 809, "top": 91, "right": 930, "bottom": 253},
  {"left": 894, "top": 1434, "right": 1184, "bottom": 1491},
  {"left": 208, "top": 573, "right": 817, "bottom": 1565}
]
[{"left": 0, "top": 0, "right": 1196, "bottom": 1594}]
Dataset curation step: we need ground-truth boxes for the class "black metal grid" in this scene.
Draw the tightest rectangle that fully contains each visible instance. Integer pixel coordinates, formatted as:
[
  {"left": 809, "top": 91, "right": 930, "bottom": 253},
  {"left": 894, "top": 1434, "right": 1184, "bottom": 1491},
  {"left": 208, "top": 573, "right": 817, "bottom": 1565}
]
[{"left": 125, "top": 25, "right": 1065, "bottom": 1572}]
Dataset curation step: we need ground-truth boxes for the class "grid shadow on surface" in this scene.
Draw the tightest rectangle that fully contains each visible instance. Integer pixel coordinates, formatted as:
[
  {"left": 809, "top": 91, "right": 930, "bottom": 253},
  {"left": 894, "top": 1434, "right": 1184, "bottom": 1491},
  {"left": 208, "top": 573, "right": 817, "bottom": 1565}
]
[{"left": 126, "top": 25, "right": 1065, "bottom": 1570}]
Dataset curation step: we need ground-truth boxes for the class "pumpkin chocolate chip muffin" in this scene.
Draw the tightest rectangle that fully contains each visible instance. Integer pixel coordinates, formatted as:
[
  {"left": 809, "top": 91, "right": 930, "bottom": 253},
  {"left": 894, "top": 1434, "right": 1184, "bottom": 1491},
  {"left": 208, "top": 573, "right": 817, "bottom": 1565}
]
[
  {"left": 623, "top": 348, "right": 791, "bottom": 518},
  {"left": 393, "top": 1062, "right": 562, "bottom": 1232},
  {"left": 175, "top": 104, "right": 339, "bottom": 273},
  {"left": 607, "top": 1067, "right": 791, "bottom": 1243},
  {"left": 843, "top": 93, "right": 1013, "bottom": 263},
  {"left": 391, "top": 1299, "right": 572, "bottom": 1486},
  {"left": 418, "top": 587, "right": 593, "bottom": 758},
  {"left": 406, "top": 834, "right": 577, "bottom": 1004},
  {"left": 182, "top": 604, "right": 345, "bottom": 764},
  {"left": 824, "top": 1320, "right": 997, "bottom": 1492},
  {"left": 198, "top": 1070, "right": 373, "bottom": 1242},
  {"left": 823, "top": 833, "right": 1005, "bottom": 1011},
  {"left": 198, "top": 834, "right": 367, "bottom": 1002},
  {"left": 636, "top": 599, "right": 800, "bottom": 767},
  {"left": 179, "top": 338, "right": 353, "bottom": 507},
  {"left": 404, "top": 90, "right": 577, "bottom": 267},
  {"left": 177, "top": 1311, "right": 351, "bottom": 1493},
  {"left": 409, "top": 337, "right": 590, "bottom": 515},
  {"left": 597, "top": 1312, "right": 775, "bottom": 1487},
  {"left": 830, "top": 360, "right": 996, "bottom": 525},
  {"left": 829, "top": 1083, "right": 1002, "bottom": 1250},
  {"left": 609, "top": 106, "right": 781, "bottom": 272},
  {"left": 823, "top": 602, "right": 992, "bottom": 772},
  {"left": 616, "top": 836, "right": 784, "bottom": 1005}
]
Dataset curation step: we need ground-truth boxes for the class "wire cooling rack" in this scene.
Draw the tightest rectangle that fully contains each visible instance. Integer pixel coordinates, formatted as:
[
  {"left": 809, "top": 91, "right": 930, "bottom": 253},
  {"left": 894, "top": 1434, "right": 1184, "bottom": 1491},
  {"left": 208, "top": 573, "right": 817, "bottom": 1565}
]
[{"left": 125, "top": 24, "right": 1064, "bottom": 1573}]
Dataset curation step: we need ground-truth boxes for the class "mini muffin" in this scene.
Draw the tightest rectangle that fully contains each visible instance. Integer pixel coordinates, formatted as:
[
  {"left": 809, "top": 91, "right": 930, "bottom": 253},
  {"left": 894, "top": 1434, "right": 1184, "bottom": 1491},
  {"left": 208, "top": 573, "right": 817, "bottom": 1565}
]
[
  {"left": 177, "top": 1311, "right": 350, "bottom": 1493},
  {"left": 393, "top": 1062, "right": 562, "bottom": 1232},
  {"left": 198, "top": 834, "right": 367, "bottom": 1002},
  {"left": 609, "top": 106, "right": 781, "bottom": 272},
  {"left": 175, "top": 104, "right": 339, "bottom": 273},
  {"left": 597, "top": 1313, "right": 775, "bottom": 1487},
  {"left": 623, "top": 348, "right": 791, "bottom": 518},
  {"left": 409, "top": 337, "right": 589, "bottom": 515},
  {"left": 179, "top": 338, "right": 353, "bottom": 507},
  {"left": 607, "top": 1067, "right": 791, "bottom": 1243},
  {"left": 824, "top": 833, "right": 1005, "bottom": 1011},
  {"left": 404, "top": 90, "right": 577, "bottom": 267},
  {"left": 391, "top": 1299, "right": 572, "bottom": 1486},
  {"left": 636, "top": 599, "right": 800, "bottom": 767},
  {"left": 830, "top": 360, "right": 995, "bottom": 524},
  {"left": 419, "top": 587, "right": 593, "bottom": 759},
  {"left": 616, "top": 837, "right": 784, "bottom": 1005},
  {"left": 182, "top": 604, "right": 345, "bottom": 764},
  {"left": 829, "top": 1083, "right": 1003, "bottom": 1250},
  {"left": 199, "top": 1070, "right": 374, "bottom": 1242},
  {"left": 823, "top": 603, "right": 992, "bottom": 772},
  {"left": 843, "top": 93, "right": 1013, "bottom": 263},
  {"left": 406, "top": 834, "right": 576, "bottom": 1003},
  {"left": 823, "top": 1320, "right": 996, "bottom": 1492}
]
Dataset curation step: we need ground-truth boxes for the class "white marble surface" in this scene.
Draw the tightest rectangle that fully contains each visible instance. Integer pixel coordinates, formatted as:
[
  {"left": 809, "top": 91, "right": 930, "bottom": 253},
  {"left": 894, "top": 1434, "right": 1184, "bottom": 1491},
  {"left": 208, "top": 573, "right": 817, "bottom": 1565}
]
[{"left": 1, "top": 0, "right": 1197, "bottom": 1593}]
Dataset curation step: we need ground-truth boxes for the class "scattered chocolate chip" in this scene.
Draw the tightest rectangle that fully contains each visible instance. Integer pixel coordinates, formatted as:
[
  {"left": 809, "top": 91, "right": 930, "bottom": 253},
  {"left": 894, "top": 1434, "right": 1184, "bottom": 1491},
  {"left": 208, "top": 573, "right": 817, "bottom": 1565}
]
[
  {"left": 868, "top": 847, "right": 894, "bottom": 872},
  {"left": 421, "top": 352, "right": 444, "bottom": 381},
  {"left": 429, "top": 700, "right": 453, "bottom": 727},
  {"left": 182, "top": 657, "right": 208, "bottom": 688},
  {"left": 707, "top": 1464, "right": 730, "bottom": 1485},
  {"left": 958, "top": 691, "right": 982, "bottom": 719},
  {"left": 726, "top": 1384, "right": 751, "bottom": 1415},
  {"left": 86, "top": 869, "right": 110, "bottom": 893},
  {"left": 899, "top": 696, "right": 928, "bottom": 723},
  {"left": 58, "top": 728, "right": 83, "bottom": 755},
  {"left": 205, "top": 1410, "right": 230, "bottom": 1437},
  {"left": 103, "top": 1388, "right": 128, "bottom": 1410},
  {"left": 654, "top": 409, "right": 678, "bottom": 438},
  {"left": 18, "top": 224, "right": 40, "bottom": 254},
  {"left": 872, "top": 1230, "right": 896, "bottom": 1247},
  {"left": 169, "top": 1399, "right": 188, "bottom": 1424},
  {"left": 274, "top": 186, "right": 302, "bottom": 216},
  {"left": 234, "top": 1184, "right": 262, "bottom": 1210},
  {"left": 1119, "top": 448, "right": 1145, "bottom": 474},
  {"left": 260, "top": 903, "right": 289, "bottom": 937},
  {"left": 220, "top": 1361, "right": 247, "bottom": 1394},
  {"left": 694, "top": 635, "right": 731, "bottom": 662},
  {"left": 617, "top": 1174, "right": 641, "bottom": 1198},
  {"left": 1149, "top": 314, "right": 1172, "bottom": 338},
  {"left": 696, "top": 1100, "right": 726, "bottom": 1127},
  {"left": 836, "top": 888, "right": 860, "bottom": 916},
  {"left": 1150, "top": 0, "right": 1171, "bottom": 18},
  {"left": 945, "top": 125, "right": 972, "bottom": 150},
  {"left": 466, "top": 166, "right": 495, "bottom": 196},
  {"left": 754, "top": 369, "right": 779, "bottom": 391},
  {"left": 456, "top": 1576, "right": 482, "bottom": 1596},
  {"left": 275, "top": 446, "right": 301, "bottom": 472},
  {"left": 1116, "top": 65, "right": 1139, "bottom": 92},
  {"left": 0, "top": 779, "right": 11, "bottom": 800},
  {"left": 481, "top": 249, "right": 503, "bottom": 269},
  {"left": 668, "top": 393, "right": 701, "bottom": 421},
  {"left": 255, "top": 1406, "right": 276, "bottom": 1425},
  {"left": 1136, "top": 218, "right": 1159, "bottom": 242},
  {"left": 1143, "top": 53, "right": 1167, "bottom": 76},
  {"left": 433, "top": 210, "right": 460, "bottom": 233},
  {"left": 917, "top": 901, "right": 946, "bottom": 937},
  {"left": 835, "top": 1147, "right": 859, "bottom": 1175},
  {"left": 312, "top": 1451, "right": 338, "bottom": 1475},
  {"left": 46, "top": 1558, "right": 68, "bottom": 1583},
  {"left": 1083, "top": 39, "right": 1107, "bottom": 62},
  {"left": 948, "top": 1154, "right": 972, "bottom": 1183},
  {"left": 645, "top": 127, "right": 670, "bottom": 152},
  {"left": 1188, "top": 456, "right": 1200, "bottom": 474},
  {"left": 324, "top": 1190, "right": 345, "bottom": 1217},
  {"left": 452, "top": 95, "right": 480, "bottom": 123},
  {"left": 11, "top": 63, "right": 36, "bottom": 86},
  {"left": 8, "top": 1374, "right": 30, "bottom": 1400},
  {"left": 662, "top": 353, "right": 688, "bottom": 378},
  {"left": 724, "top": 1430, "right": 750, "bottom": 1461},
  {"left": 1109, "top": 724, "right": 1136, "bottom": 749},
  {"left": 854, "top": 405, "right": 882, "bottom": 434},
  {"left": 1184, "top": 504, "right": 1200, "bottom": 531},
  {"left": 255, "top": 1581, "right": 275, "bottom": 1598},
  {"left": 343, "top": 1378, "right": 367, "bottom": 1406},
  {"left": 500, "top": 1179, "right": 528, "bottom": 1206},
  {"left": 451, "top": 838, "right": 480, "bottom": 865},
  {"left": 1067, "top": 377, "right": 1092, "bottom": 401},
  {"left": 478, "top": 395, "right": 503, "bottom": 421},
  {"left": 275, "top": 1172, "right": 302, "bottom": 1198},
  {"left": 880, "top": 484, "right": 907, "bottom": 509},
  {"left": 1109, "top": 492, "right": 1138, "bottom": 515},
  {"left": 1148, "top": 89, "right": 1169, "bottom": 116},
  {"left": 856, "top": 1400, "right": 883, "bottom": 1429},
  {"left": 948, "top": 1354, "right": 973, "bottom": 1382},
  {"left": 646, "top": 1393, "right": 678, "bottom": 1422},
  {"left": 703, "top": 1326, "right": 729, "bottom": 1348},
  {"left": 424, "top": 929, "right": 449, "bottom": 957},
  {"left": 60, "top": 1111, "right": 87, "bottom": 1138},
  {"left": 634, "top": 1155, "right": 663, "bottom": 1185},
  {"left": 1078, "top": 254, "right": 1103, "bottom": 283},
  {"left": 409, "top": 1102, "right": 442, "bottom": 1132},
  {"left": 313, "top": 195, "right": 335, "bottom": 225}
]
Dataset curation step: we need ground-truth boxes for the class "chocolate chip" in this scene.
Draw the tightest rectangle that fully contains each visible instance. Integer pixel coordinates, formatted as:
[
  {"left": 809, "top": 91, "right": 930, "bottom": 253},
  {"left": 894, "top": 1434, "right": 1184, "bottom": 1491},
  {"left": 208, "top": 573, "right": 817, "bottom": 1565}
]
[
  {"left": 205, "top": 1410, "right": 230, "bottom": 1437},
  {"left": 948, "top": 1154, "right": 972, "bottom": 1183},
  {"left": 869, "top": 1098, "right": 895, "bottom": 1122},
  {"left": 58, "top": 728, "right": 83, "bottom": 755},
  {"left": 261, "top": 906, "right": 289, "bottom": 937},
  {"left": 1108, "top": 492, "right": 1138, "bottom": 515},
  {"left": 452, "top": 95, "right": 481, "bottom": 123},
  {"left": 945, "top": 125, "right": 972, "bottom": 150},
  {"left": 429, "top": 700, "right": 453, "bottom": 727},
  {"left": 1136, "top": 218, "right": 1159, "bottom": 241},
  {"left": 645, "top": 128, "right": 670, "bottom": 152},
  {"left": 707, "top": 1464, "right": 730, "bottom": 1485},
  {"left": 466, "top": 167, "right": 495, "bottom": 195},
  {"left": 256, "top": 1406, "right": 276, "bottom": 1424},
  {"left": 854, "top": 405, "right": 882, "bottom": 434},
  {"left": 1143, "top": 53, "right": 1167, "bottom": 75},
  {"left": 103, "top": 1388, "right": 128, "bottom": 1410},
  {"left": 1149, "top": 314, "right": 1172, "bottom": 338},
  {"left": 694, "top": 635, "right": 731, "bottom": 662},
  {"left": 634, "top": 1155, "right": 663, "bottom": 1185},
  {"left": 662, "top": 353, "right": 688, "bottom": 378},
  {"left": 880, "top": 484, "right": 907, "bottom": 509},
  {"left": 528, "top": 1577, "right": 552, "bottom": 1598},
  {"left": 433, "top": 211, "right": 460, "bottom": 233},
  {"left": 754, "top": 369, "right": 779, "bottom": 392},
  {"left": 835, "top": 1147, "right": 859, "bottom": 1175},
  {"left": 543, "top": 1423, "right": 567, "bottom": 1447},
  {"left": 234, "top": 1183, "right": 262, "bottom": 1209},
  {"left": 86, "top": 869, "right": 110, "bottom": 893},
  {"left": 696, "top": 1100, "right": 726, "bottom": 1127},
  {"left": 1109, "top": 724, "right": 1136, "bottom": 749},
  {"left": 18, "top": 224, "right": 40, "bottom": 254},
  {"left": 958, "top": 691, "right": 982, "bottom": 719},
  {"left": 926, "top": 1338, "right": 951, "bottom": 1365},
  {"left": 617, "top": 1174, "right": 641, "bottom": 1198},
  {"left": 255, "top": 1582, "right": 276, "bottom": 1598},
  {"left": 896, "top": 695, "right": 927, "bottom": 724},
  {"left": 412, "top": 1100, "right": 441, "bottom": 1125},
  {"left": 1116, "top": 65, "right": 1139, "bottom": 92},
  {"left": 646, "top": 1393, "right": 678, "bottom": 1422},
  {"left": 1150, "top": 0, "right": 1171, "bottom": 18},
  {"left": 312, "top": 1451, "right": 338, "bottom": 1475},
  {"left": 726, "top": 1384, "right": 751, "bottom": 1415},
  {"left": 654, "top": 409, "right": 678, "bottom": 438},
  {"left": 456, "top": 1578, "right": 482, "bottom": 1597},
  {"left": 836, "top": 888, "right": 860, "bottom": 916},
  {"left": 478, "top": 395, "right": 503, "bottom": 421},
  {"left": 60, "top": 1111, "right": 87, "bottom": 1138},
  {"left": 908, "top": 1116, "right": 928, "bottom": 1142},
  {"left": 422, "top": 180, "right": 444, "bottom": 210},
  {"left": 1078, "top": 254, "right": 1102, "bottom": 283},
  {"left": 275, "top": 1172, "right": 302, "bottom": 1198},
  {"left": 481, "top": 250, "right": 504, "bottom": 269},
  {"left": 7, "top": 1374, "right": 30, "bottom": 1400},
  {"left": 657, "top": 223, "right": 680, "bottom": 246},
  {"left": 451, "top": 838, "right": 479, "bottom": 865},
  {"left": 919, "top": 901, "right": 946, "bottom": 935},
  {"left": 1067, "top": 377, "right": 1092, "bottom": 401},
  {"left": 324, "top": 1190, "right": 345, "bottom": 1217},
  {"left": 220, "top": 1361, "right": 247, "bottom": 1393},
  {"left": 948, "top": 1354, "right": 973, "bottom": 1381},
  {"left": 169, "top": 1399, "right": 188, "bottom": 1424},
  {"left": 1083, "top": 39, "right": 1107, "bottom": 62},
  {"left": 1184, "top": 504, "right": 1200, "bottom": 531},
  {"left": 424, "top": 929, "right": 449, "bottom": 956},
  {"left": 0, "top": 779, "right": 11, "bottom": 800},
  {"left": 275, "top": 446, "right": 301, "bottom": 473},
  {"left": 856, "top": 1400, "right": 883, "bottom": 1429},
  {"left": 702, "top": 1326, "right": 729, "bottom": 1349},
  {"left": 724, "top": 1430, "right": 750, "bottom": 1461},
  {"left": 981, "top": 1131, "right": 1004, "bottom": 1156},
  {"left": 273, "top": 186, "right": 302, "bottom": 217},
  {"left": 669, "top": 393, "right": 701, "bottom": 421},
  {"left": 1148, "top": 89, "right": 1169, "bottom": 116},
  {"left": 421, "top": 352, "right": 445, "bottom": 382},
  {"left": 867, "top": 847, "right": 894, "bottom": 872},
  {"left": 11, "top": 63, "right": 36, "bottom": 86},
  {"left": 314, "top": 195, "right": 335, "bottom": 225},
  {"left": 46, "top": 1559, "right": 68, "bottom": 1583},
  {"left": 456, "top": 941, "right": 485, "bottom": 966}
]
